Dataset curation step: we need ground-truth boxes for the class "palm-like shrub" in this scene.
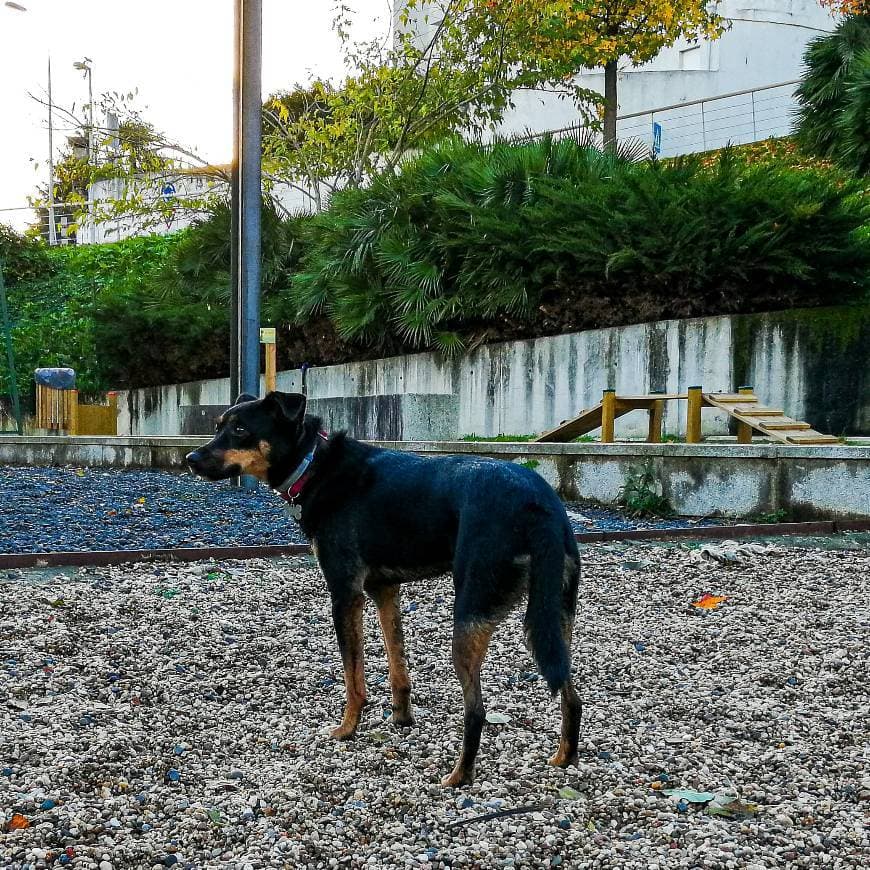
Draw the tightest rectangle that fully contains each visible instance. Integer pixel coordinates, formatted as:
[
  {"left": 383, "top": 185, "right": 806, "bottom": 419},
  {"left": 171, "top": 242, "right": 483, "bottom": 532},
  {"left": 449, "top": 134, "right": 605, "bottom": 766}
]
[
  {"left": 291, "top": 138, "right": 870, "bottom": 354},
  {"left": 835, "top": 48, "right": 870, "bottom": 174},
  {"left": 795, "top": 15, "right": 870, "bottom": 168}
]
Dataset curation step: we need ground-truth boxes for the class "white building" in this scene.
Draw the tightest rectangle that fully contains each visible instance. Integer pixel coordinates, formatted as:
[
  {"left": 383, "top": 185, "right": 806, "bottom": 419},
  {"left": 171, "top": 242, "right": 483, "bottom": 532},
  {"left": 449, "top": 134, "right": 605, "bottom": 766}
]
[
  {"left": 399, "top": 0, "right": 837, "bottom": 156},
  {"left": 83, "top": 166, "right": 321, "bottom": 244}
]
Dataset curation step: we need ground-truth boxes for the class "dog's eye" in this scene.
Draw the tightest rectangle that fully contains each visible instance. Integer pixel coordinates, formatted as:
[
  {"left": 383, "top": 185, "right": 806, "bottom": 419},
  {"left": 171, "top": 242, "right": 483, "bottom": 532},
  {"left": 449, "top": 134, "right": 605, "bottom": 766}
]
[{"left": 232, "top": 425, "right": 248, "bottom": 436}]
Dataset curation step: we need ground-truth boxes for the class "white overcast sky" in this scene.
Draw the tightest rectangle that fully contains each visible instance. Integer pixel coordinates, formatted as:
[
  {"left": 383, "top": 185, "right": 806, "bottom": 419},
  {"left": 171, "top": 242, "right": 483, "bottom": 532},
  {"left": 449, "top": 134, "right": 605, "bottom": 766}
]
[{"left": 0, "top": 0, "right": 387, "bottom": 230}]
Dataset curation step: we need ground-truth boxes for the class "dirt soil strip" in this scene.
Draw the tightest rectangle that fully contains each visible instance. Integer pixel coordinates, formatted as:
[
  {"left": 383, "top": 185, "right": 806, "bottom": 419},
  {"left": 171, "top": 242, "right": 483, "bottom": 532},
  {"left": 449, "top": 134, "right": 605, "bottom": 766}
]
[{"left": 1, "top": 520, "right": 869, "bottom": 570}]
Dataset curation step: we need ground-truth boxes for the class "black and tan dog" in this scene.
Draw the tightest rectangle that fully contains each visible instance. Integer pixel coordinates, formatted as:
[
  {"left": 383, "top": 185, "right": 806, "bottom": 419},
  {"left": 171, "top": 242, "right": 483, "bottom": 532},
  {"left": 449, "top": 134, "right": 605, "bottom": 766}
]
[{"left": 187, "top": 391, "right": 582, "bottom": 787}]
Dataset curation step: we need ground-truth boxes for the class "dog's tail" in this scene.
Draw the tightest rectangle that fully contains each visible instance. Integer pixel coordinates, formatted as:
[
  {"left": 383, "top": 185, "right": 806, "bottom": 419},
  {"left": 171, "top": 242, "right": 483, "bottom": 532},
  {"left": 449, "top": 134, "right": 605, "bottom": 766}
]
[{"left": 524, "top": 519, "right": 576, "bottom": 696}]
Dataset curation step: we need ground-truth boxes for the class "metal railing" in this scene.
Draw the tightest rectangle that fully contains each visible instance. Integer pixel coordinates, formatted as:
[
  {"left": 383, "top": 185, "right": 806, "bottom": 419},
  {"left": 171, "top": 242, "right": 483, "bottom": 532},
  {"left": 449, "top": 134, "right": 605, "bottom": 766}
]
[{"left": 523, "top": 80, "right": 801, "bottom": 157}]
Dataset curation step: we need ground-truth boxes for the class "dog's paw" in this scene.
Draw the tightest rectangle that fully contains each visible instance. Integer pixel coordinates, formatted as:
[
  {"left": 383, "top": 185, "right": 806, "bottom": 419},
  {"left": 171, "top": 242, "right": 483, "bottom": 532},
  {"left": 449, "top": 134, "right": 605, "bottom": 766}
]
[
  {"left": 389, "top": 711, "right": 416, "bottom": 728},
  {"left": 329, "top": 723, "right": 358, "bottom": 741},
  {"left": 441, "top": 768, "right": 473, "bottom": 788},
  {"left": 547, "top": 749, "right": 578, "bottom": 768}
]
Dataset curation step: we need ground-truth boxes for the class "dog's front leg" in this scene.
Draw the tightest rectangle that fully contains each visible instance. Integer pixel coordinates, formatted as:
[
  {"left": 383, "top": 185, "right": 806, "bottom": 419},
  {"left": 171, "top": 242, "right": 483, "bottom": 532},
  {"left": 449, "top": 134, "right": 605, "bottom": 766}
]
[
  {"left": 370, "top": 584, "right": 414, "bottom": 727},
  {"left": 330, "top": 592, "right": 367, "bottom": 740}
]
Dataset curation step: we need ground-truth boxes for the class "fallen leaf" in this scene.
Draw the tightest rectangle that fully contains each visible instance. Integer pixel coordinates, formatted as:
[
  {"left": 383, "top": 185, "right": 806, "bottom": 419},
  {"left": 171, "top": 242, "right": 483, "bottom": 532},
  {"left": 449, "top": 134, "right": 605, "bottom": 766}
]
[
  {"left": 207, "top": 808, "right": 224, "bottom": 826},
  {"left": 485, "top": 712, "right": 511, "bottom": 724},
  {"left": 558, "top": 786, "right": 584, "bottom": 800},
  {"left": 8, "top": 813, "right": 29, "bottom": 830},
  {"left": 705, "top": 796, "right": 758, "bottom": 819},
  {"left": 692, "top": 593, "right": 728, "bottom": 610}
]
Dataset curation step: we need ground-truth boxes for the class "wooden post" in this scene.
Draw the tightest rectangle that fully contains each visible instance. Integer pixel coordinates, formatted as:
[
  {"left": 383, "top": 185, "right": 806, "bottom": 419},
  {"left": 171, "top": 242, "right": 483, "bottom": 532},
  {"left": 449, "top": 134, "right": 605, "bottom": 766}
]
[
  {"left": 67, "top": 389, "right": 79, "bottom": 436},
  {"left": 260, "top": 326, "right": 277, "bottom": 393},
  {"left": 265, "top": 344, "right": 276, "bottom": 393},
  {"left": 737, "top": 385, "right": 753, "bottom": 444},
  {"left": 647, "top": 392, "right": 664, "bottom": 443},
  {"left": 686, "top": 385, "right": 703, "bottom": 444},
  {"left": 601, "top": 389, "right": 616, "bottom": 443}
]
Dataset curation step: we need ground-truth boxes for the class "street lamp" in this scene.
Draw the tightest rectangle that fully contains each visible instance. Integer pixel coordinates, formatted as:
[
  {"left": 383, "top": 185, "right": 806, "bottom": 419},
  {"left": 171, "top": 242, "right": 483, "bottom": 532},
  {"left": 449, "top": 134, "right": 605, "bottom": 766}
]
[{"left": 73, "top": 58, "right": 95, "bottom": 243}]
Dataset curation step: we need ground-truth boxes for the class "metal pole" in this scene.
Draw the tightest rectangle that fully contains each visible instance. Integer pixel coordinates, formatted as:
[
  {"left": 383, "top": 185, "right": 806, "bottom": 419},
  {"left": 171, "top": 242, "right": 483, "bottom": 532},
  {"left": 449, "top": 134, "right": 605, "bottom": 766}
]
[
  {"left": 239, "top": 0, "right": 262, "bottom": 399},
  {"left": 0, "top": 262, "right": 23, "bottom": 434},
  {"left": 750, "top": 90, "right": 757, "bottom": 140},
  {"left": 233, "top": 0, "right": 262, "bottom": 490},
  {"left": 700, "top": 101, "right": 707, "bottom": 151},
  {"left": 47, "top": 58, "right": 57, "bottom": 246},
  {"left": 87, "top": 64, "right": 95, "bottom": 244},
  {"left": 229, "top": 0, "right": 240, "bottom": 408}
]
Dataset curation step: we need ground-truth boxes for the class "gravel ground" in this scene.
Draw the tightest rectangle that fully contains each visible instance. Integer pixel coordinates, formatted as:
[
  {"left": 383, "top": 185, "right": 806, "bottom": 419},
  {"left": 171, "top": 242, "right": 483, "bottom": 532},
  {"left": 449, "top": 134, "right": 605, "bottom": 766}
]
[
  {"left": 0, "top": 467, "right": 722, "bottom": 554},
  {"left": 2, "top": 541, "right": 868, "bottom": 869}
]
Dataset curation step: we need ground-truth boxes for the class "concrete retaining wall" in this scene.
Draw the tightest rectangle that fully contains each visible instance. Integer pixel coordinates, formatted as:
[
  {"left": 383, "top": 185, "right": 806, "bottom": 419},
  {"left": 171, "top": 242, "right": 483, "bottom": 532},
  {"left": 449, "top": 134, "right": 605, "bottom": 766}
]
[
  {"left": 2, "top": 437, "right": 868, "bottom": 521},
  {"left": 114, "top": 306, "right": 870, "bottom": 440}
]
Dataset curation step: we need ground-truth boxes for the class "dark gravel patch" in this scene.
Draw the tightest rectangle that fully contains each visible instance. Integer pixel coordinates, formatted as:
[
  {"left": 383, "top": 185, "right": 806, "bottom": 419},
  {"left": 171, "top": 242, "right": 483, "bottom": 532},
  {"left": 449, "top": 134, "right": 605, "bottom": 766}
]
[{"left": 0, "top": 466, "right": 722, "bottom": 554}]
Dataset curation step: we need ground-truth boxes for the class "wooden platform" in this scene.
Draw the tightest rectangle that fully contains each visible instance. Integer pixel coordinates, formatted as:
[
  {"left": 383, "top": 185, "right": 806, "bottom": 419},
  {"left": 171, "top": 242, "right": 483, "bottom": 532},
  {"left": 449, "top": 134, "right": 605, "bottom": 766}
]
[{"left": 535, "top": 387, "right": 839, "bottom": 445}]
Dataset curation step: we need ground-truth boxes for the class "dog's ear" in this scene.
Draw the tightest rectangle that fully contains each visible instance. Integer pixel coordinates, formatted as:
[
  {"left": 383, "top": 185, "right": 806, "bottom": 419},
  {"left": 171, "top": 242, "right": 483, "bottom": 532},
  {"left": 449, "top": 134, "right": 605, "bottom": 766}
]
[
  {"left": 263, "top": 391, "right": 306, "bottom": 424},
  {"left": 233, "top": 392, "right": 257, "bottom": 405}
]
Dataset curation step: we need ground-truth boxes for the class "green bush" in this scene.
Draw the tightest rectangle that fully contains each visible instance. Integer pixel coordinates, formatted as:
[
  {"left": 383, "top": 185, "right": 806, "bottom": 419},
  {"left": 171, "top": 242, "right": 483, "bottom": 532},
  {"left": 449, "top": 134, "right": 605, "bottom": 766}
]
[
  {"left": 291, "top": 137, "right": 870, "bottom": 354},
  {"left": 795, "top": 15, "right": 870, "bottom": 173},
  {"left": 619, "top": 462, "right": 671, "bottom": 518},
  {"left": 0, "top": 223, "right": 52, "bottom": 285},
  {"left": 0, "top": 234, "right": 180, "bottom": 402},
  {"left": 91, "top": 201, "right": 316, "bottom": 388}
]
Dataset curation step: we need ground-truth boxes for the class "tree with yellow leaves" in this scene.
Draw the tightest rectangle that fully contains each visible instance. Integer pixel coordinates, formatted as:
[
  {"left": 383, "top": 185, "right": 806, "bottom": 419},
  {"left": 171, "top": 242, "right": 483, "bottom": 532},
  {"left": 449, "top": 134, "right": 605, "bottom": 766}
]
[
  {"left": 506, "top": 1, "right": 726, "bottom": 143},
  {"left": 818, "top": 2, "right": 869, "bottom": 15}
]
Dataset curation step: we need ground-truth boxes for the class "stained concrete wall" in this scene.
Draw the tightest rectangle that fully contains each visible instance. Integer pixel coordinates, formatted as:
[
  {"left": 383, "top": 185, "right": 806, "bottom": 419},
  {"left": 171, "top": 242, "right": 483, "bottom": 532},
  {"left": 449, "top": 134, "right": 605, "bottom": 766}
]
[
  {"left": 114, "top": 306, "right": 870, "bottom": 440},
  {"left": 2, "top": 437, "right": 868, "bottom": 521}
]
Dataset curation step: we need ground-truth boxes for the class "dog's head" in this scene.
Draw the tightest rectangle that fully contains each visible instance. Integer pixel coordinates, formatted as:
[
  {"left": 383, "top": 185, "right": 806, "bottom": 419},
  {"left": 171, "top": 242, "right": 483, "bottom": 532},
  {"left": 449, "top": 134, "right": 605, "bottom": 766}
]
[{"left": 186, "top": 391, "right": 307, "bottom": 483}]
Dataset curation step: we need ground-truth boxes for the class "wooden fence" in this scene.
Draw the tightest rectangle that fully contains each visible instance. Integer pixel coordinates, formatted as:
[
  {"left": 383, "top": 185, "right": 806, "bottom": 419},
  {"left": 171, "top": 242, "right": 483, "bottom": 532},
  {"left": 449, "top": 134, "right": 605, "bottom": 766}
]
[{"left": 35, "top": 386, "right": 118, "bottom": 436}]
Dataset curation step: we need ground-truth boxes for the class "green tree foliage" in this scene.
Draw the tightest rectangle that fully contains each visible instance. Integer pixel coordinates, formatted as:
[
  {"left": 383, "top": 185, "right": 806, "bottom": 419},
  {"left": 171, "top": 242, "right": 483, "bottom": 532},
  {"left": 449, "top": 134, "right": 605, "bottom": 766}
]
[
  {"left": 0, "top": 224, "right": 52, "bottom": 284},
  {"left": 262, "top": 1, "right": 600, "bottom": 202},
  {"left": 795, "top": 14, "right": 870, "bottom": 172},
  {"left": 30, "top": 90, "right": 225, "bottom": 234},
  {"left": 495, "top": 0, "right": 725, "bottom": 143},
  {"left": 0, "top": 234, "right": 173, "bottom": 401},
  {"left": 835, "top": 48, "right": 870, "bottom": 174},
  {"left": 291, "top": 137, "right": 870, "bottom": 354}
]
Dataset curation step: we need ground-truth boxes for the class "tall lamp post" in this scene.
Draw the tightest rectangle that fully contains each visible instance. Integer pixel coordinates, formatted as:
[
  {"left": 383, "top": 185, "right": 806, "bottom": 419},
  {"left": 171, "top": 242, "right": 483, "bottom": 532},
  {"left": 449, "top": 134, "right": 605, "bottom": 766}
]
[
  {"left": 231, "top": 0, "right": 262, "bottom": 489},
  {"left": 73, "top": 58, "right": 95, "bottom": 244}
]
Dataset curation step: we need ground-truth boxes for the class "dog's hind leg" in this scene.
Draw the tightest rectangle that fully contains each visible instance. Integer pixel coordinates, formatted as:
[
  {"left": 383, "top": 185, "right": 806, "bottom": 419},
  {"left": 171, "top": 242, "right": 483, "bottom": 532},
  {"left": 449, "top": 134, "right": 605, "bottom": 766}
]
[
  {"left": 549, "top": 556, "right": 582, "bottom": 768},
  {"left": 441, "top": 621, "right": 495, "bottom": 788},
  {"left": 330, "top": 592, "right": 367, "bottom": 740},
  {"left": 548, "top": 621, "right": 582, "bottom": 768},
  {"left": 370, "top": 584, "right": 414, "bottom": 727}
]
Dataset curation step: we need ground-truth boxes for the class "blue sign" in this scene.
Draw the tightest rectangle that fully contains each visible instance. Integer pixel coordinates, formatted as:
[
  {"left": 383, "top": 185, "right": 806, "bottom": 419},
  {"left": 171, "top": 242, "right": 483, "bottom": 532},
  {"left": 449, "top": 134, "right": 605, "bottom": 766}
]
[
  {"left": 652, "top": 122, "right": 662, "bottom": 156},
  {"left": 161, "top": 182, "right": 176, "bottom": 201}
]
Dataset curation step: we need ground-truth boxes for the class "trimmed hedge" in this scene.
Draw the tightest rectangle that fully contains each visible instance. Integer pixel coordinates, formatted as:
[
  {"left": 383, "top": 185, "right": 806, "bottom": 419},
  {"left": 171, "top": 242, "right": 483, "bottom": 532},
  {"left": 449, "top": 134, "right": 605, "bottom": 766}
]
[{"left": 1, "top": 136, "right": 869, "bottom": 396}]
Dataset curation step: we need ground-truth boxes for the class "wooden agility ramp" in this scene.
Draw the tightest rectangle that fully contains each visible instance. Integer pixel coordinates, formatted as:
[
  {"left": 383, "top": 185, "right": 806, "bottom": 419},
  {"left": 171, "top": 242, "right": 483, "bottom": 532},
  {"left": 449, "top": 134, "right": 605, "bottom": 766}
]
[
  {"left": 535, "top": 386, "right": 839, "bottom": 445},
  {"left": 703, "top": 390, "right": 839, "bottom": 445}
]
